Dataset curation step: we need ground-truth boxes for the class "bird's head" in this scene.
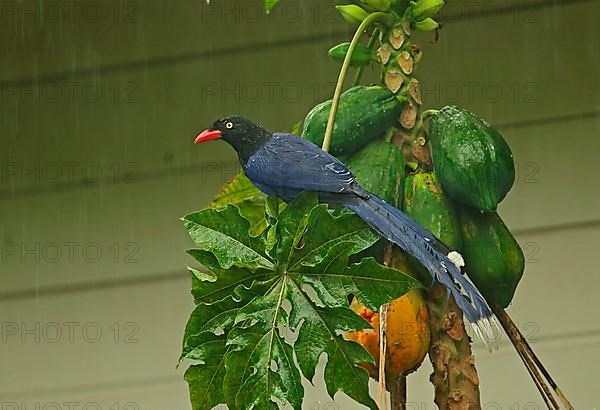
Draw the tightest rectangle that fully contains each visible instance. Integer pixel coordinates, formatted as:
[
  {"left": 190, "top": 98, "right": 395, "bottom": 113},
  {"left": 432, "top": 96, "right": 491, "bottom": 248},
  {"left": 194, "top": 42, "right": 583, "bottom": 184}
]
[
  {"left": 195, "top": 115, "right": 272, "bottom": 164},
  {"left": 195, "top": 115, "right": 261, "bottom": 145}
]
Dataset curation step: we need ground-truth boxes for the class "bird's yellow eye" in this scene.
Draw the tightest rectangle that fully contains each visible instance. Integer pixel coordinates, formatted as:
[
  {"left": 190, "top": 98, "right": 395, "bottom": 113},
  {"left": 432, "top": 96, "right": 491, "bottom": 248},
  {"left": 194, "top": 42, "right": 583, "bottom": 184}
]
[{"left": 225, "top": 121, "right": 234, "bottom": 129}]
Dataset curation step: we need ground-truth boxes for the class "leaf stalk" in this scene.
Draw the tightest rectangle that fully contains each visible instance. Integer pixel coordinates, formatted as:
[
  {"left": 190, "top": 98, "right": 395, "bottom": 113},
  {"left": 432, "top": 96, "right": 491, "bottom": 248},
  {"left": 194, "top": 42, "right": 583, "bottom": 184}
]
[{"left": 322, "top": 12, "right": 391, "bottom": 152}]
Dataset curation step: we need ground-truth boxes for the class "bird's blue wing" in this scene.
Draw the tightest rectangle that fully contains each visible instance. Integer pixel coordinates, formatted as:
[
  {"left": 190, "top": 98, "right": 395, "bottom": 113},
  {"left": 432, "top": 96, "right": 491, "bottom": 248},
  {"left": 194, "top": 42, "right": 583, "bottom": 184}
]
[
  {"left": 243, "top": 133, "right": 356, "bottom": 194},
  {"left": 242, "top": 132, "right": 496, "bottom": 337}
]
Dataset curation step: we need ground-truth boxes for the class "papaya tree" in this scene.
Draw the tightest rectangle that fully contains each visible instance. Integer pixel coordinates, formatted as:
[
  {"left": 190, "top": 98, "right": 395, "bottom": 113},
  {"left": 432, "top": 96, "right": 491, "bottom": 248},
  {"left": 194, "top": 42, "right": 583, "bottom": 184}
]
[{"left": 180, "top": 0, "right": 573, "bottom": 409}]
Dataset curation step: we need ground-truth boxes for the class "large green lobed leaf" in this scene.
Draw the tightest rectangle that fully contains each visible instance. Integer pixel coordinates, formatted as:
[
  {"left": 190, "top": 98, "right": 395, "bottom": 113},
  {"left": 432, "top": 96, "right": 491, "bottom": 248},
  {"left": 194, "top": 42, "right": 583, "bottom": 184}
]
[{"left": 181, "top": 191, "right": 423, "bottom": 409}]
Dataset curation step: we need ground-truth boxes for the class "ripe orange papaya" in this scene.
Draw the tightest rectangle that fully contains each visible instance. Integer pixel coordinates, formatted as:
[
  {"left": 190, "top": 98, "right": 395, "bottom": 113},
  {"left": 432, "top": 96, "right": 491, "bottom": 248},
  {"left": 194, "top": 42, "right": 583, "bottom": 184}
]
[{"left": 346, "top": 287, "right": 430, "bottom": 376}]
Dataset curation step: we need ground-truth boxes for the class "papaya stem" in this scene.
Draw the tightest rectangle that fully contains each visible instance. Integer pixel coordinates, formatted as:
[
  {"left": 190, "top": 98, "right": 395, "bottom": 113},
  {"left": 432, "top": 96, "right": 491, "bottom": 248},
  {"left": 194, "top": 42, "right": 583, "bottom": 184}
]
[
  {"left": 389, "top": 376, "right": 407, "bottom": 410},
  {"left": 353, "top": 28, "right": 380, "bottom": 86},
  {"left": 322, "top": 12, "right": 390, "bottom": 153},
  {"left": 384, "top": 127, "right": 395, "bottom": 143},
  {"left": 378, "top": 303, "right": 389, "bottom": 409}
]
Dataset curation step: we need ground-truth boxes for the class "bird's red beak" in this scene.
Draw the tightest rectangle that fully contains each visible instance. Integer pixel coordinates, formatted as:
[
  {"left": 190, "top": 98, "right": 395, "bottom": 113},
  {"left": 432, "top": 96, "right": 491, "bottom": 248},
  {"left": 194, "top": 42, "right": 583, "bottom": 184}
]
[{"left": 194, "top": 129, "right": 222, "bottom": 144}]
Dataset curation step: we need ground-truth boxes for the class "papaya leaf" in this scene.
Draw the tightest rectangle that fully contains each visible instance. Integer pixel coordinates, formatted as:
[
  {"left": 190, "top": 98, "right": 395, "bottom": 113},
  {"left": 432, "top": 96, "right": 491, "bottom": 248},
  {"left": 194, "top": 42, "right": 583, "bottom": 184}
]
[
  {"left": 211, "top": 171, "right": 263, "bottom": 208},
  {"left": 224, "top": 278, "right": 303, "bottom": 409},
  {"left": 211, "top": 171, "right": 268, "bottom": 236},
  {"left": 182, "top": 191, "right": 423, "bottom": 410},
  {"left": 182, "top": 268, "right": 277, "bottom": 359},
  {"left": 182, "top": 299, "right": 237, "bottom": 361},
  {"left": 286, "top": 279, "right": 376, "bottom": 407},
  {"left": 287, "top": 204, "right": 378, "bottom": 271},
  {"left": 265, "top": 196, "right": 282, "bottom": 258},
  {"left": 181, "top": 253, "right": 275, "bottom": 409},
  {"left": 299, "top": 257, "right": 423, "bottom": 312},
  {"left": 182, "top": 205, "right": 273, "bottom": 270},
  {"left": 270, "top": 191, "right": 316, "bottom": 271},
  {"left": 186, "top": 265, "right": 215, "bottom": 283},
  {"left": 186, "top": 249, "right": 273, "bottom": 304},
  {"left": 184, "top": 332, "right": 229, "bottom": 410},
  {"left": 265, "top": 0, "right": 280, "bottom": 14}
]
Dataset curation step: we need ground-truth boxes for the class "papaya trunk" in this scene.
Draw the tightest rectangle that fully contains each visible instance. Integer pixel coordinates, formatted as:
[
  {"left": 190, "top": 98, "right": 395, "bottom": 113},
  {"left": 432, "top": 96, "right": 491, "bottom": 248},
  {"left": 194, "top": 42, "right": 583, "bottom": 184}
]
[
  {"left": 389, "top": 375, "right": 407, "bottom": 409},
  {"left": 377, "top": 18, "right": 483, "bottom": 406},
  {"left": 427, "top": 285, "right": 481, "bottom": 410}
]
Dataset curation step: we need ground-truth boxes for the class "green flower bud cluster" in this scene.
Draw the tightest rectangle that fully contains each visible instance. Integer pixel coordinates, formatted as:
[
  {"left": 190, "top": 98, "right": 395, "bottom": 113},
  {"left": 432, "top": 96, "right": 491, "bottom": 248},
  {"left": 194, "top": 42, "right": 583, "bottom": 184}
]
[
  {"left": 378, "top": 24, "right": 421, "bottom": 113},
  {"left": 334, "top": 0, "right": 446, "bottom": 165},
  {"left": 336, "top": 4, "right": 370, "bottom": 25},
  {"left": 377, "top": 19, "right": 431, "bottom": 165},
  {"left": 410, "top": 0, "right": 444, "bottom": 31}
]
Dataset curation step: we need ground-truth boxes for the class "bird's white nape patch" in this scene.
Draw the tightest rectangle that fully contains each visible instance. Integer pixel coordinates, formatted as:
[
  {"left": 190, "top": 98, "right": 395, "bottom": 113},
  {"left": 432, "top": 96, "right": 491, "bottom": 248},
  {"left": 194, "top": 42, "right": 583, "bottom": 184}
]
[{"left": 447, "top": 251, "right": 465, "bottom": 269}]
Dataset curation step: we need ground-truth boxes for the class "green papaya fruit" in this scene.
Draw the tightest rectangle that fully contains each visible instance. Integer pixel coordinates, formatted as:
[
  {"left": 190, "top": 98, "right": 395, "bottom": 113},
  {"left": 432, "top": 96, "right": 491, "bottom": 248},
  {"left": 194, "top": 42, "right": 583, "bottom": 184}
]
[
  {"left": 459, "top": 206, "right": 525, "bottom": 308},
  {"left": 429, "top": 105, "right": 515, "bottom": 211},
  {"left": 403, "top": 171, "right": 462, "bottom": 250},
  {"left": 347, "top": 139, "right": 405, "bottom": 207},
  {"left": 302, "top": 85, "right": 403, "bottom": 156},
  {"left": 328, "top": 42, "right": 374, "bottom": 67},
  {"left": 347, "top": 139, "right": 405, "bottom": 264},
  {"left": 401, "top": 171, "right": 462, "bottom": 281}
]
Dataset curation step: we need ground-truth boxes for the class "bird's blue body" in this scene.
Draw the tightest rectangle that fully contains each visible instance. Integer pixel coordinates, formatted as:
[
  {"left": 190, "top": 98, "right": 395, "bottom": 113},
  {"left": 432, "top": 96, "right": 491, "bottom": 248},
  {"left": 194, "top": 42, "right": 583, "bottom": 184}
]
[
  {"left": 195, "top": 117, "right": 495, "bottom": 340},
  {"left": 243, "top": 133, "right": 494, "bottom": 333}
]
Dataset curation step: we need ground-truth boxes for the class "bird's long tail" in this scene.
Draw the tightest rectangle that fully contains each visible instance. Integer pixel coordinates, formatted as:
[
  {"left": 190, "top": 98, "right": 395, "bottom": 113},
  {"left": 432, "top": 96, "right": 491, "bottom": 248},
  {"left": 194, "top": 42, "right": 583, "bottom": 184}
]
[
  {"left": 343, "top": 193, "right": 573, "bottom": 407},
  {"left": 344, "top": 193, "right": 496, "bottom": 341}
]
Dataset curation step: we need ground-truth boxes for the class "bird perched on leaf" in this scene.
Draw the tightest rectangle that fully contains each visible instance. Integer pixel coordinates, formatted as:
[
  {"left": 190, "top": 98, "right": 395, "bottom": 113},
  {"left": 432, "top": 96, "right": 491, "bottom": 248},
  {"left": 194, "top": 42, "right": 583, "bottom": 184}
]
[{"left": 195, "top": 115, "right": 496, "bottom": 341}]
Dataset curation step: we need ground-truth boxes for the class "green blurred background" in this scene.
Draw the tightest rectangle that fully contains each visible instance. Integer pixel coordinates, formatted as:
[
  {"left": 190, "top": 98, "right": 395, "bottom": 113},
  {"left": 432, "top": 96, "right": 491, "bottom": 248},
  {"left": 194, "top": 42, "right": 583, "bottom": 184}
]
[{"left": 1, "top": 0, "right": 599, "bottom": 408}]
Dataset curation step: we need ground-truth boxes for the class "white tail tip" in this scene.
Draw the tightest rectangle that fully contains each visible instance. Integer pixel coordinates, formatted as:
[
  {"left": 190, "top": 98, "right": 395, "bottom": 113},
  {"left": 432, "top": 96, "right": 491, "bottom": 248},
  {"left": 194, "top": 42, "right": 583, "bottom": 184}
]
[
  {"left": 447, "top": 251, "right": 465, "bottom": 269},
  {"left": 469, "top": 316, "right": 501, "bottom": 352}
]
